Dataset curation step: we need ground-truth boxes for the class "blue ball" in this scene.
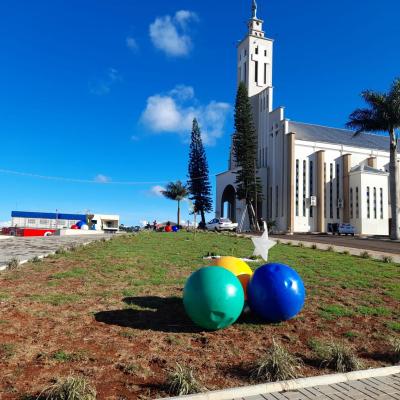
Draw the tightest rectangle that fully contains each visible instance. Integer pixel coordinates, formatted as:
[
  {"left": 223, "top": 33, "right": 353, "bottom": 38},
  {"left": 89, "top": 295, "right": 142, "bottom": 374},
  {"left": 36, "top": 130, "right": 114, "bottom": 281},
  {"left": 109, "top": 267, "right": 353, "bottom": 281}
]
[
  {"left": 172, "top": 226, "right": 179, "bottom": 232},
  {"left": 76, "top": 220, "right": 86, "bottom": 228},
  {"left": 247, "top": 263, "right": 306, "bottom": 322}
]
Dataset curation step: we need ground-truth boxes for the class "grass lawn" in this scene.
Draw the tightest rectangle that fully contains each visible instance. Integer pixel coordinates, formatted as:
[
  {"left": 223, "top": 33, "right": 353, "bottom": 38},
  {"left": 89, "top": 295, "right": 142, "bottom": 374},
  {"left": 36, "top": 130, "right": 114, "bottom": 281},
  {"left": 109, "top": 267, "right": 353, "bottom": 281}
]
[{"left": 0, "top": 231, "right": 399, "bottom": 399}]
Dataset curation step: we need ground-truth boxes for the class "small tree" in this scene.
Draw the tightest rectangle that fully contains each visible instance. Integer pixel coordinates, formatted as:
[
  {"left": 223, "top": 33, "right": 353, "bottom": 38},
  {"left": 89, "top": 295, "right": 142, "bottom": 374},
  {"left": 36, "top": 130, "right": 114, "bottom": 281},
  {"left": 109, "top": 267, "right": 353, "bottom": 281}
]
[
  {"left": 346, "top": 78, "right": 400, "bottom": 240},
  {"left": 162, "top": 181, "right": 188, "bottom": 227},
  {"left": 232, "top": 82, "right": 262, "bottom": 230},
  {"left": 188, "top": 119, "right": 213, "bottom": 226}
]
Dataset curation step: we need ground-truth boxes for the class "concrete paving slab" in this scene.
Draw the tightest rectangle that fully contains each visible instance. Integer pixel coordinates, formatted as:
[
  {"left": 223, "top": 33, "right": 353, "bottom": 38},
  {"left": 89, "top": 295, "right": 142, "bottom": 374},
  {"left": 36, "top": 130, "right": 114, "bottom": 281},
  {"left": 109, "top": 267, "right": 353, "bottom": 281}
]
[{"left": 0, "top": 234, "right": 111, "bottom": 270}]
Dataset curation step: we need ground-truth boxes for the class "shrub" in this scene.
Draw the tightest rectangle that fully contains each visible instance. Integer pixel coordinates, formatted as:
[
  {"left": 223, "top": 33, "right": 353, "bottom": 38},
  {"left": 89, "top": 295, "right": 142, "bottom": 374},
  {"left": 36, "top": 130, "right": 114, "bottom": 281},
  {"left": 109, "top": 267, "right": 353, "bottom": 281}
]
[
  {"left": 167, "top": 363, "right": 205, "bottom": 396},
  {"left": 382, "top": 255, "right": 393, "bottom": 264},
  {"left": 55, "top": 248, "right": 67, "bottom": 255},
  {"left": 311, "top": 244, "right": 317, "bottom": 250},
  {"left": 317, "top": 342, "right": 363, "bottom": 372},
  {"left": 343, "top": 250, "right": 350, "bottom": 255},
  {"left": 31, "top": 256, "right": 41, "bottom": 263},
  {"left": 251, "top": 339, "right": 301, "bottom": 382},
  {"left": 360, "top": 251, "right": 370, "bottom": 259},
  {"left": 7, "top": 257, "right": 19, "bottom": 270},
  {"left": 298, "top": 242, "right": 304, "bottom": 248},
  {"left": 38, "top": 376, "right": 96, "bottom": 400}
]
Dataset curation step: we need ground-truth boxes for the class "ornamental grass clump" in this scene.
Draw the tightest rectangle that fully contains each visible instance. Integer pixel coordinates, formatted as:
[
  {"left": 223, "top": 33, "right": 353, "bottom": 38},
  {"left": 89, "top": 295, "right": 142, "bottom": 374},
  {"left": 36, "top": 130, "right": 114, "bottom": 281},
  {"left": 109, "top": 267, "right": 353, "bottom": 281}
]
[
  {"left": 39, "top": 376, "right": 96, "bottom": 400},
  {"left": 318, "top": 342, "right": 363, "bottom": 372},
  {"left": 389, "top": 336, "right": 400, "bottom": 363},
  {"left": 251, "top": 339, "right": 302, "bottom": 382},
  {"left": 167, "top": 363, "right": 205, "bottom": 396}
]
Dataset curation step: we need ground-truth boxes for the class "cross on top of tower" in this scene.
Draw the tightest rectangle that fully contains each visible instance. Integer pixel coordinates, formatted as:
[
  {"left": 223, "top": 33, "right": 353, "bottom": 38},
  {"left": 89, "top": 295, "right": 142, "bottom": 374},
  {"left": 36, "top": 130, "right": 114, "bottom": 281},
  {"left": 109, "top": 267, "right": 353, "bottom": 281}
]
[{"left": 252, "top": 0, "right": 258, "bottom": 19}]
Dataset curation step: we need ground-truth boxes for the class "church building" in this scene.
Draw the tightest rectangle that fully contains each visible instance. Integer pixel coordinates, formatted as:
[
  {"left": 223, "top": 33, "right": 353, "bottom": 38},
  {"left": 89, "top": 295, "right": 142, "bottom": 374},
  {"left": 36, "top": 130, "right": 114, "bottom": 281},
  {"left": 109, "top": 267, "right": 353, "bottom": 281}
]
[{"left": 216, "top": 1, "right": 398, "bottom": 235}]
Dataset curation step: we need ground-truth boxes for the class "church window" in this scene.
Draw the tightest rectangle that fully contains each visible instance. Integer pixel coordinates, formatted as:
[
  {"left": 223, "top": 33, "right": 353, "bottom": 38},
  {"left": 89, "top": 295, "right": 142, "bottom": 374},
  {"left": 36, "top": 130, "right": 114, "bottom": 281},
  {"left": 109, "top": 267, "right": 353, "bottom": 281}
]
[
  {"left": 329, "top": 163, "right": 333, "bottom": 219},
  {"left": 255, "top": 46, "right": 259, "bottom": 55},
  {"left": 309, "top": 161, "right": 314, "bottom": 217},
  {"left": 295, "top": 160, "right": 299, "bottom": 217},
  {"left": 380, "top": 188, "right": 383, "bottom": 219},
  {"left": 356, "top": 187, "right": 359, "bottom": 218},
  {"left": 373, "top": 187, "right": 377, "bottom": 219},
  {"left": 244, "top": 62, "right": 247, "bottom": 82},
  {"left": 350, "top": 188, "right": 354, "bottom": 219},
  {"left": 264, "top": 63, "right": 267, "bottom": 85},
  {"left": 254, "top": 61, "right": 258, "bottom": 83},
  {"left": 264, "top": 50, "right": 267, "bottom": 57},
  {"left": 303, "top": 160, "right": 307, "bottom": 217},
  {"left": 336, "top": 163, "right": 340, "bottom": 219},
  {"left": 366, "top": 187, "right": 370, "bottom": 219}
]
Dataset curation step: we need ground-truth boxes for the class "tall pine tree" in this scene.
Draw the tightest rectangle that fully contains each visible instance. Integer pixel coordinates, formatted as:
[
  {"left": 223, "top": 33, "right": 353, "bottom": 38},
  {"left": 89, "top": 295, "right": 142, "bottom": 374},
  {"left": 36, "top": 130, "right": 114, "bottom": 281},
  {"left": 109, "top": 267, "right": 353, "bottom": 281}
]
[
  {"left": 232, "top": 82, "right": 262, "bottom": 230},
  {"left": 188, "top": 118, "right": 212, "bottom": 226}
]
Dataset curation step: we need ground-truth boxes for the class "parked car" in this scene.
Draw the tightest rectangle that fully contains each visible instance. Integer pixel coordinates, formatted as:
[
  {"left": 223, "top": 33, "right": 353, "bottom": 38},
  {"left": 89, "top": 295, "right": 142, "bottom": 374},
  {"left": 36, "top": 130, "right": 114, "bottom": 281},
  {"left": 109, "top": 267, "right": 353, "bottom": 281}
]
[
  {"left": 337, "top": 223, "right": 355, "bottom": 236},
  {"left": 328, "top": 223, "right": 355, "bottom": 236},
  {"left": 206, "top": 218, "right": 238, "bottom": 232}
]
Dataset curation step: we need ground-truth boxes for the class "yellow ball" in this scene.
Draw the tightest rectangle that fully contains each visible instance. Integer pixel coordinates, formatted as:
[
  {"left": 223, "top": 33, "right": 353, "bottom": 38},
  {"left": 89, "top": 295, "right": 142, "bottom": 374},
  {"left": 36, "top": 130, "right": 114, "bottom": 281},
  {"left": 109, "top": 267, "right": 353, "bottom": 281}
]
[{"left": 209, "top": 256, "right": 253, "bottom": 299}]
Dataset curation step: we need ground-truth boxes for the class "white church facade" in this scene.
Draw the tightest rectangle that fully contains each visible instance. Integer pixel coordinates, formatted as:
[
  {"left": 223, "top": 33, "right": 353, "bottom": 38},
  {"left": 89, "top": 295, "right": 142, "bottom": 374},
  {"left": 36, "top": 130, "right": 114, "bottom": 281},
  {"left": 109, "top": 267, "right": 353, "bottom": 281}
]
[{"left": 216, "top": 1, "right": 398, "bottom": 236}]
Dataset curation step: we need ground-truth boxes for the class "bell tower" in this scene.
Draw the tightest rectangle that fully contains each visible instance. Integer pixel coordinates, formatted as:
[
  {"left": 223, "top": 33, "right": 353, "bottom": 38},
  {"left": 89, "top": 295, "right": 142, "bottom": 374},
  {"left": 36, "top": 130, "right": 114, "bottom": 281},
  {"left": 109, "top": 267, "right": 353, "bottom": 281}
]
[{"left": 237, "top": 0, "right": 274, "bottom": 99}]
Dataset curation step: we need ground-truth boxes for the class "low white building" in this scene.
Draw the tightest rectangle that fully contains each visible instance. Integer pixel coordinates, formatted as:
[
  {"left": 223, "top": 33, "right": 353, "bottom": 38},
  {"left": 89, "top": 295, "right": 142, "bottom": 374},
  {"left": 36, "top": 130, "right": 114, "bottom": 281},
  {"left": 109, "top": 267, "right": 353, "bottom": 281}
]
[{"left": 216, "top": 1, "right": 398, "bottom": 236}]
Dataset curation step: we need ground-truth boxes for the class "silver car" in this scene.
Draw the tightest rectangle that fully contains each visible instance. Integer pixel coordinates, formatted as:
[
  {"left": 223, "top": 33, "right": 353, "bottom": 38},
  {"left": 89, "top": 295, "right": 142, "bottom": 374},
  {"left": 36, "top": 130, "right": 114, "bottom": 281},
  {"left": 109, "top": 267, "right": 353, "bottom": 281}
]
[{"left": 206, "top": 218, "right": 238, "bottom": 232}]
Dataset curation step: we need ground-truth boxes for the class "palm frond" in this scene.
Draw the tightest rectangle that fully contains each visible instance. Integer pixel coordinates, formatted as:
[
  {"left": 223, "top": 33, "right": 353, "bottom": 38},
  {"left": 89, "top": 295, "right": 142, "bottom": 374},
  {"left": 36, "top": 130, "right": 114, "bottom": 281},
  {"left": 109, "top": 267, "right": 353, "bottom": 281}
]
[{"left": 346, "top": 108, "right": 386, "bottom": 135}]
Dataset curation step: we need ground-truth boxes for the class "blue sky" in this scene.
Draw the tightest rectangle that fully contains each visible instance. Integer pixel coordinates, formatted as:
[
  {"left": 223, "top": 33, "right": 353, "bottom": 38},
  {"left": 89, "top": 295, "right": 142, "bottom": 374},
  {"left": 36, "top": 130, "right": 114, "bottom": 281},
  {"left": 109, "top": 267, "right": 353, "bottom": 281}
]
[{"left": 0, "top": 0, "right": 399, "bottom": 226}]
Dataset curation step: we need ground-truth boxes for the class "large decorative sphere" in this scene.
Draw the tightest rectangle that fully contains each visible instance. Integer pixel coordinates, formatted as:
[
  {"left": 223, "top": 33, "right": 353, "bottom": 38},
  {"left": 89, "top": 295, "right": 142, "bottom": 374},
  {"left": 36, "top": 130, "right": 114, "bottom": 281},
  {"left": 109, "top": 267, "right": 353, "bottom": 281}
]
[
  {"left": 209, "top": 256, "right": 253, "bottom": 299},
  {"left": 183, "top": 266, "right": 244, "bottom": 330},
  {"left": 80, "top": 224, "right": 89, "bottom": 231},
  {"left": 247, "top": 263, "right": 305, "bottom": 322},
  {"left": 76, "top": 220, "right": 86, "bottom": 228},
  {"left": 70, "top": 225, "right": 79, "bottom": 230},
  {"left": 172, "top": 226, "right": 179, "bottom": 232},
  {"left": 165, "top": 225, "right": 172, "bottom": 232}
]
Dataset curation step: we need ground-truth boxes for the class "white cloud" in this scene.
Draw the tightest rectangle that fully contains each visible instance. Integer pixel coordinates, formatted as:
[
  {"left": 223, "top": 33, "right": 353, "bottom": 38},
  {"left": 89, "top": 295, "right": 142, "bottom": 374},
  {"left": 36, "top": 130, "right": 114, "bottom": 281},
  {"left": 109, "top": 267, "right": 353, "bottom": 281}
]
[
  {"left": 141, "top": 85, "right": 230, "bottom": 145},
  {"left": 89, "top": 68, "right": 122, "bottom": 95},
  {"left": 126, "top": 36, "right": 138, "bottom": 52},
  {"left": 0, "top": 220, "right": 11, "bottom": 228},
  {"left": 149, "top": 10, "right": 198, "bottom": 57},
  {"left": 95, "top": 174, "right": 111, "bottom": 183},
  {"left": 149, "top": 185, "right": 166, "bottom": 197}
]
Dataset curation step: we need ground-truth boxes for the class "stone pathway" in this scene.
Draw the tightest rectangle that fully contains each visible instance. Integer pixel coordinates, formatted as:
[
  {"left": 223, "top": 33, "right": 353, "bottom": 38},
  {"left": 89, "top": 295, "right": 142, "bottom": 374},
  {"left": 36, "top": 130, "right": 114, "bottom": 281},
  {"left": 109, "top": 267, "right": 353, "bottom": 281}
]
[
  {"left": 239, "top": 373, "right": 400, "bottom": 400},
  {"left": 0, "top": 235, "right": 109, "bottom": 269}
]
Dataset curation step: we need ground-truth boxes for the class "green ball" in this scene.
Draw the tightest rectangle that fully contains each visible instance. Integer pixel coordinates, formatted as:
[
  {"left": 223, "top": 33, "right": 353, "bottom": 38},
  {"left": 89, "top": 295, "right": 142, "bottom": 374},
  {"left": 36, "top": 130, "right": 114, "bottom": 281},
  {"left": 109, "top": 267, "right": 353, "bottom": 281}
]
[{"left": 183, "top": 266, "right": 245, "bottom": 330}]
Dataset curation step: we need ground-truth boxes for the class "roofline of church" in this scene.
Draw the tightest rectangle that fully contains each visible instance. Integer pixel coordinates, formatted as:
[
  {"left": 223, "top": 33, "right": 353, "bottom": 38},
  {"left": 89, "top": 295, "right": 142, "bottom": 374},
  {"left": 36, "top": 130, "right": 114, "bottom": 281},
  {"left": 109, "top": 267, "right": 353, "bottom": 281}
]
[{"left": 289, "top": 120, "right": 388, "bottom": 138}]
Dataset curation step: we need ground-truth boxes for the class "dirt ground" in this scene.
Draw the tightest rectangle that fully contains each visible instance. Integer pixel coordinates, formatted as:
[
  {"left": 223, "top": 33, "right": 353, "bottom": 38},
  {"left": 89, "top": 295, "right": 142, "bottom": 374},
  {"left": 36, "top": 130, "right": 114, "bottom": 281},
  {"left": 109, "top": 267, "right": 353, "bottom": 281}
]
[{"left": 0, "top": 233, "right": 399, "bottom": 399}]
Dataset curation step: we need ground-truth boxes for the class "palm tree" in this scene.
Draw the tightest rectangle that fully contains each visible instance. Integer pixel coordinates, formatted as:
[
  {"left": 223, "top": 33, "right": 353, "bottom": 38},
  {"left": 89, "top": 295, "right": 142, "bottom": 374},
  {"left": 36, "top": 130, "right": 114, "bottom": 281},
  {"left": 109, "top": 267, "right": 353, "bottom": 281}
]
[
  {"left": 162, "top": 181, "right": 188, "bottom": 227},
  {"left": 346, "top": 78, "right": 400, "bottom": 240}
]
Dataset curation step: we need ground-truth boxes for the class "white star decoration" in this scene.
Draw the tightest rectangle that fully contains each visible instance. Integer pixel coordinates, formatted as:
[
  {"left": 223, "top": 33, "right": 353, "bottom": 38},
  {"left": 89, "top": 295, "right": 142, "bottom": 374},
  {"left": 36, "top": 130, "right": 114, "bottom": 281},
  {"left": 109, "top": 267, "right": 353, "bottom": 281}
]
[{"left": 251, "top": 221, "right": 276, "bottom": 262}]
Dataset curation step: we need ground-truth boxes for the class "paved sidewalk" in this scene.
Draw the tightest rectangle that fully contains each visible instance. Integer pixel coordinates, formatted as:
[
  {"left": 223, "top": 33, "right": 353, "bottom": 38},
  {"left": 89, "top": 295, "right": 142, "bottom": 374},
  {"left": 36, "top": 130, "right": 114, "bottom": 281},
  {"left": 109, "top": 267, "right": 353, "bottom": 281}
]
[
  {"left": 240, "top": 373, "right": 400, "bottom": 400},
  {"left": 0, "top": 234, "right": 109, "bottom": 270}
]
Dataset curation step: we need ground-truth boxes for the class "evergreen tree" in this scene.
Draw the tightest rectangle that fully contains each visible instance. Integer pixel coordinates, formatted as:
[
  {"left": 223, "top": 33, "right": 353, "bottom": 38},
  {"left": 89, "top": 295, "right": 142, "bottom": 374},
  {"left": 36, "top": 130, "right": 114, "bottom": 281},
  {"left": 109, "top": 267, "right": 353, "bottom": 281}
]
[
  {"left": 188, "top": 118, "right": 213, "bottom": 226},
  {"left": 232, "top": 82, "right": 262, "bottom": 230}
]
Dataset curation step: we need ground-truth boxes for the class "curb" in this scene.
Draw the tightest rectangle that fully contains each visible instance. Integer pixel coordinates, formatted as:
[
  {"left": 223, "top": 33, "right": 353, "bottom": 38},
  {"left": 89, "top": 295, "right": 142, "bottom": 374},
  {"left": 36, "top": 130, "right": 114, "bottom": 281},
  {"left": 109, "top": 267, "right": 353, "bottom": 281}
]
[{"left": 160, "top": 366, "right": 400, "bottom": 400}]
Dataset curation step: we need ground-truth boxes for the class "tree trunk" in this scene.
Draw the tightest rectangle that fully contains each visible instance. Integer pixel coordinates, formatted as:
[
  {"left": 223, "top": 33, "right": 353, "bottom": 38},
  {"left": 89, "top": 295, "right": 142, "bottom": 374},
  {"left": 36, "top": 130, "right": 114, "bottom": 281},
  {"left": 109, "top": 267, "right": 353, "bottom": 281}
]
[
  {"left": 200, "top": 209, "right": 205, "bottom": 226},
  {"left": 177, "top": 200, "right": 181, "bottom": 227},
  {"left": 389, "top": 129, "right": 399, "bottom": 240}
]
